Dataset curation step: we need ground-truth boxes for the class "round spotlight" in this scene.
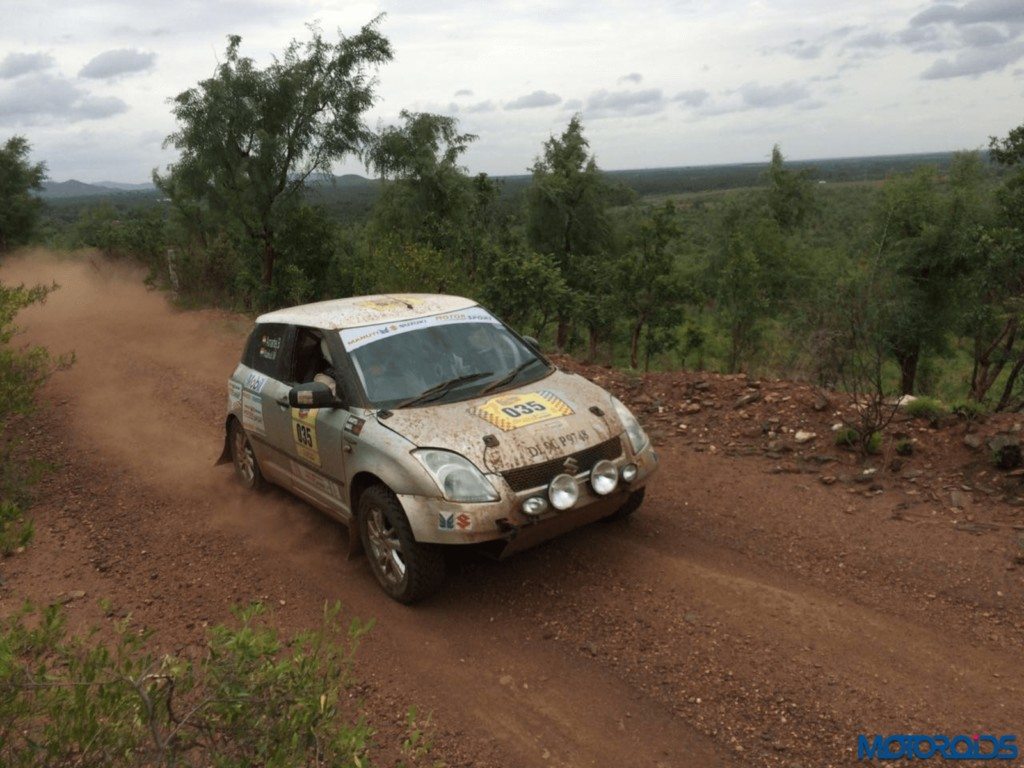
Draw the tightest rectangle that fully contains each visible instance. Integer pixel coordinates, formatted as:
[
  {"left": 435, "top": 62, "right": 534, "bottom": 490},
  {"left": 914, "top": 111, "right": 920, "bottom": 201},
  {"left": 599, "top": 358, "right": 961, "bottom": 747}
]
[
  {"left": 521, "top": 496, "right": 549, "bottom": 516},
  {"left": 590, "top": 460, "right": 619, "bottom": 495},
  {"left": 548, "top": 474, "right": 579, "bottom": 510},
  {"left": 621, "top": 463, "right": 639, "bottom": 483}
]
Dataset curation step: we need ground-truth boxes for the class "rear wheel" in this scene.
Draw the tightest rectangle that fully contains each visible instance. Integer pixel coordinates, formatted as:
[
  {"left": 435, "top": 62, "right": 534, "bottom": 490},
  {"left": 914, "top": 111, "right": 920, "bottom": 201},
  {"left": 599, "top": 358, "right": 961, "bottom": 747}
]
[
  {"left": 229, "top": 420, "right": 264, "bottom": 491},
  {"left": 358, "top": 485, "right": 444, "bottom": 603},
  {"left": 608, "top": 488, "right": 645, "bottom": 520}
]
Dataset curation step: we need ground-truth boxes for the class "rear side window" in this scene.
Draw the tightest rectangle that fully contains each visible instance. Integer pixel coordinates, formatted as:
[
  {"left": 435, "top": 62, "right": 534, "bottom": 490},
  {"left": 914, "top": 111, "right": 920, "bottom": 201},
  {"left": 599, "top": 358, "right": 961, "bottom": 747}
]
[{"left": 243, "top": 323, "right": 290, "bottom": 379}]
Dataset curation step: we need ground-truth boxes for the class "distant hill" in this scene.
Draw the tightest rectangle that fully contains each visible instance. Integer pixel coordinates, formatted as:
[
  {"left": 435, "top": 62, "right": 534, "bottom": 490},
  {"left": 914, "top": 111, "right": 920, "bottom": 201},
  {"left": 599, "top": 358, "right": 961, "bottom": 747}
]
[
  {"left": 40, "top": 180, "right": 117, "bottom": 199},
  {"left": 95, "top": 181, "right": 156, "bottom": 192},
  {"left": 37, "top": 151, "right": 978, "bottom": 207}
]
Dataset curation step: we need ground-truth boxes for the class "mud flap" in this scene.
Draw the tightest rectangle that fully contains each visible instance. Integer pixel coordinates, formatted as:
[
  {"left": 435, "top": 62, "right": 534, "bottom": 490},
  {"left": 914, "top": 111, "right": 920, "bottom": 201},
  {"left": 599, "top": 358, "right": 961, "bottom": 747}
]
[{"left": 215, "top": 418, "right": 233, "bottom": 466}]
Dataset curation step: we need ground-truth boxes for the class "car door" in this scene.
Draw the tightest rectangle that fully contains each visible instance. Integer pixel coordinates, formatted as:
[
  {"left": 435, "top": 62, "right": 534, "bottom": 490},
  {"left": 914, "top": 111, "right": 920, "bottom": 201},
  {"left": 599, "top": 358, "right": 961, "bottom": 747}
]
[
  {"left": 239, "top": 322, "right": 296, "bottom": 486},
  {"left": 278, "top": 326, "right": 351, "bottom": 520}
]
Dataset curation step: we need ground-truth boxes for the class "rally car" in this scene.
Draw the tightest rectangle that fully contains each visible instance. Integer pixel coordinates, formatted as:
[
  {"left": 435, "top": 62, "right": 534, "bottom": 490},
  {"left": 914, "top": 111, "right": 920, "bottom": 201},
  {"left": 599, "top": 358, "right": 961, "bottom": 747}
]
[{"left": 219, "top": 294, "right": 658, "bottom": 602}]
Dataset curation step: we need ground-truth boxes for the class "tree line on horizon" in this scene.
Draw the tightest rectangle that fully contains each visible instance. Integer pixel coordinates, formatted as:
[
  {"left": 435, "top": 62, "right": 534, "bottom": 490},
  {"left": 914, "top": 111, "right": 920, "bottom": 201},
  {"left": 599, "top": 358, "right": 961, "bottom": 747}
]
[{"left": 3, "top": 19, "right": 1024, "bottom": 411}]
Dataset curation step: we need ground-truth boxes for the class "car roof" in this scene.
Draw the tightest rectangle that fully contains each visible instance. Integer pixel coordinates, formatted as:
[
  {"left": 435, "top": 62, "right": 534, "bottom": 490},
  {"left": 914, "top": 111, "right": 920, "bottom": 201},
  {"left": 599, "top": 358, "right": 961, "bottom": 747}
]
[{"left": 255, "top": 294, "right": 479, "bottom": 331}]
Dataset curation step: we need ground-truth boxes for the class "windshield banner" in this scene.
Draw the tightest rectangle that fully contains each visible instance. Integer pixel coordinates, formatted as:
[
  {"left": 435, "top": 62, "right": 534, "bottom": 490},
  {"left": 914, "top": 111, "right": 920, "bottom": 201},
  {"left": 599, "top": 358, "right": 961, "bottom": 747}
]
[{"left": 340, "top": 307, "right": 501, "bottom": 351}]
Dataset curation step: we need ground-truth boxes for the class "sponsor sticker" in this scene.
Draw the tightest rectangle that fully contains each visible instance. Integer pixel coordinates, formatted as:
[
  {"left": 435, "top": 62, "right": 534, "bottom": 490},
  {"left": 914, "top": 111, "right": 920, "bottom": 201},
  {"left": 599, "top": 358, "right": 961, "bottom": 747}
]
[
  {"left": 470, "top": 390, "right": 574, "bottom": 432},
  {"left": 437, "top": 512, "right": 473, "bottom": 531},
  {"left": 228, "top": 380, "right": 242, "bottom": 409},
  {"left": 344, "top": 415, "right": 365, "bottom": 437},
  {"left": 241, "top": 390, "right": 265, "bottom": 435},
  {"left": 288, "top": 461, "right": 342, "bottom": 500},
  {"left": 243, "top": 371, "right": 267, "bottom": 394},
  {"left": 291, "top": 408, "right": 320, "bottom": 466},
  {"left": 340, "top": 307, "right": 501, "bottom": 351}
]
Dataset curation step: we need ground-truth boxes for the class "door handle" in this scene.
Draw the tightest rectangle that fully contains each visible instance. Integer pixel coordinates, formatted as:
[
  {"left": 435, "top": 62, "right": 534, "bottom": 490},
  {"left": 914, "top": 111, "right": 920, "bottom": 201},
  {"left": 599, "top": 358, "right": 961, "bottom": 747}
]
[{"left": 275, "top": 398, "right": 289, "bottom": 408}]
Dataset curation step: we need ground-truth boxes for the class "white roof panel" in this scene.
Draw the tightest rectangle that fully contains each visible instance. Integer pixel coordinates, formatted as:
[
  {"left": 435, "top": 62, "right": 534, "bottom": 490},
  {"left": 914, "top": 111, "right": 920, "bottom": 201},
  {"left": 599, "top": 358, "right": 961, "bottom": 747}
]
[{"left": 255, "top": 294, "right": 478, "bottom": 331}]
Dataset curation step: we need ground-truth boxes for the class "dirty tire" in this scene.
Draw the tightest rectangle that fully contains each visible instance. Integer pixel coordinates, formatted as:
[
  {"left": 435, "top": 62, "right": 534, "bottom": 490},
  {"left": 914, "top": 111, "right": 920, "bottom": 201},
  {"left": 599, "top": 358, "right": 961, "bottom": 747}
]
[
  {"left": 608, "top": 488, "right": 645, "bottom": 521},
  {"left": 359, "top": 484, "right": 445, "bottom": 604},
  {"left": 229, "top": 419, "right": 265, "bottom": 491}
]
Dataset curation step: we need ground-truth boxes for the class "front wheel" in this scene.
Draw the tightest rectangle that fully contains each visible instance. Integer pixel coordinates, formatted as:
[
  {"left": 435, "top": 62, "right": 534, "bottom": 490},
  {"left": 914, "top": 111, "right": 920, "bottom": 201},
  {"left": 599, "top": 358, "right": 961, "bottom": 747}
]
[
  {"left": 608, "top": 488, "right": 645, "bottom": 521},
  {"left": 229, "top": 420, "right": 264, "bottom": 491},
  {"left": 358, "top": 485, "right": 445, "bottom": 603}
]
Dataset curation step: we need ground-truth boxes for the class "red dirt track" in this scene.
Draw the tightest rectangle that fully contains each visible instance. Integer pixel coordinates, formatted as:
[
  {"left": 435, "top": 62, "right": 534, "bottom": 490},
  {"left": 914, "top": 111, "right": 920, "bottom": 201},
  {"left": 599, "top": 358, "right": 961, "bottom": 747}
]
[{"left": 2, "top": 250, "right": 1023, "bottom": 767}]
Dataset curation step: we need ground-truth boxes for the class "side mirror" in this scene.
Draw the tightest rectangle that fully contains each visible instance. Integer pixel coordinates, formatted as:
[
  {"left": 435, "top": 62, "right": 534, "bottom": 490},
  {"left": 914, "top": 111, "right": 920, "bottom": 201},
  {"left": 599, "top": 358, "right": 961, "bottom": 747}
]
[
  {"left": 288, "top": 382, "right": 341, "bottom": 409},
  {"left": 523, "top": 335, "right": 541, "bottom": 352}
]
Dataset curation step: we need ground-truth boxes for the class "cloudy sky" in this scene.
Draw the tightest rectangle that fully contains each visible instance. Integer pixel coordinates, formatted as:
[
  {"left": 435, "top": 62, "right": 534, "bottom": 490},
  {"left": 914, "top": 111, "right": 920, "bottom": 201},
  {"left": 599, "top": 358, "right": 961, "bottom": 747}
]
[{"left": 1, "top": 0, "right": 1022, "bottom": 182}]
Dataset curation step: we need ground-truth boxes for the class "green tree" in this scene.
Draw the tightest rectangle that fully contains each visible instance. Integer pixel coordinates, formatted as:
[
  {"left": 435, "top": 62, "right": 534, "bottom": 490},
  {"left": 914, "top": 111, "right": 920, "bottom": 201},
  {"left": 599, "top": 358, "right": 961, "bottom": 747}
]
[
  {"left": 525, "top": 115, "right": 610, "bottom": 350},
  {"left": 959, "top": 126, "right": 1024, "bottom": 409},
  {"left": 477, "top": 242, "right": 568, "bottom": 335},
  {"left": 766, "top": 144, "right": 816, "bottom": 231},
  {"left": 365, "top": 110, "right": 483, "bottom": 268},
  {"left": 707, "top": 199, "right": 790, "bottom": 372},
  {"left": 616, "top": 202, "right": 688, "bottom": 368},
  {"left": 876, "top": 162, "right": 978, "bottom": 394},
  {"left": 156, "top": 21, "right": 391, "bottom": 302},
  {"left": 0, "top": 136, "right": 47, "bottom": 252}
]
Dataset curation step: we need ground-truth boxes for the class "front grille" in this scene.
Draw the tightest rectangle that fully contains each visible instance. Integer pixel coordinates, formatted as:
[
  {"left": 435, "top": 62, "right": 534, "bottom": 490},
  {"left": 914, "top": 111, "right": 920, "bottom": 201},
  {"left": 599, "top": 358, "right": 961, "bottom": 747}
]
[{"left": 501, "top": 437, "right": 623, "bottom": 492}]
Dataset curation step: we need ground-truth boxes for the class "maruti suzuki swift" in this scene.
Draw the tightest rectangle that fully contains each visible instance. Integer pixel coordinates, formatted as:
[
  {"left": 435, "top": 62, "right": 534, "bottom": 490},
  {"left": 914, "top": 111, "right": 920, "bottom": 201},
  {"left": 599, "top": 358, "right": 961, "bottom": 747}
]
[{"left": 220, "top": 294, "right": 657, "bottom": 602}]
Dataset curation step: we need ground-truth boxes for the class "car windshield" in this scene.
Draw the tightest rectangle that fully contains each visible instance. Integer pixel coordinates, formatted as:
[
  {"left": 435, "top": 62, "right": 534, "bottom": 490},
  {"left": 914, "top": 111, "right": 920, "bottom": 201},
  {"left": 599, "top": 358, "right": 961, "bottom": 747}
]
[{"left": 340, "top": 307, "right": 550, "bottom": 409}]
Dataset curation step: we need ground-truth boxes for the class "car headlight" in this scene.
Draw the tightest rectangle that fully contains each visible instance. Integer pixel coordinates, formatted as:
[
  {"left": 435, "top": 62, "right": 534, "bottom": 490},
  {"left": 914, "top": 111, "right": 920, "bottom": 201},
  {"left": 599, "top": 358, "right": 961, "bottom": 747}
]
[
  {"left": 611, "top": 396, "right": 649, "bottom": 453},
  {"left": 412, "top": 449, "right": 499, "bottom": 503}
]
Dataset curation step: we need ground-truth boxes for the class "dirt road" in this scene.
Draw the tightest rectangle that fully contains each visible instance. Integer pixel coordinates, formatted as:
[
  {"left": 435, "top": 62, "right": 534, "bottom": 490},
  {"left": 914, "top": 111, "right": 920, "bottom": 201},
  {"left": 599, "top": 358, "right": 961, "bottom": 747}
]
[{"left": 2, "top": 250, "right": 1022, "bottom": 767}]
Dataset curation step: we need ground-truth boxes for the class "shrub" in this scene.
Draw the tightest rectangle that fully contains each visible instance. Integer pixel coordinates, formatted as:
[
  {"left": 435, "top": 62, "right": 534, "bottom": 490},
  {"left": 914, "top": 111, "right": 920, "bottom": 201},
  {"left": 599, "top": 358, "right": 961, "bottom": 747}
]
[
  {"left": 895, "top": 439, "right": 914, "bottom": 456},
  {"left": 0, "top": 601, "right": 376, "bottom": 767},
  {"left": 0, "top": 500, "right": 33, "bottom": 554},
  {"left": 951, "top": 400, "right": 987, "bottom": 422},
  {"left": 902, "top": 396, "right": 949, "bottom": 424},
  {"left": 0, "top": 280, "right": 65, "bottom": 554},
  {"left": 834, "top": 427, "right": 882, "bottom": 454},
  {"left": 834, "top": 427, "right": 859, "bottom": 449}
]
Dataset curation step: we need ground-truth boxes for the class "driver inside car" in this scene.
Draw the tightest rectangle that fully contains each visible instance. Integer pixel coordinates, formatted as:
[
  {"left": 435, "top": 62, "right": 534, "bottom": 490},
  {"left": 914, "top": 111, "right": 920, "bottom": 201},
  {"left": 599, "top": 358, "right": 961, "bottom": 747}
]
[{"left": 313, "top": 337, "right": 337, "bottom": 396}]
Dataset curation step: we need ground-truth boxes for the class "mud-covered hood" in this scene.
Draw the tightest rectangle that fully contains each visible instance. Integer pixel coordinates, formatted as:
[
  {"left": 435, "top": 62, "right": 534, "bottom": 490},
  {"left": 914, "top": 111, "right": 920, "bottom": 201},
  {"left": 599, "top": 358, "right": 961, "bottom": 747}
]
[{"left": 378, "top": 370, "right": 622, "bottom": 473}]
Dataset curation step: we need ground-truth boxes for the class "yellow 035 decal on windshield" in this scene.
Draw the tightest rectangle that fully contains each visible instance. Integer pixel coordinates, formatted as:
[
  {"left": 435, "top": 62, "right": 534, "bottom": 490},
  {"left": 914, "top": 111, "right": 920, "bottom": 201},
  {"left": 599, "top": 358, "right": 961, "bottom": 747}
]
[
  {"left": 471, "top": 391, "right": 573, "bottom": 431},
  {"left": 291, "top": 408, "right": 321, "bottom": 466}
]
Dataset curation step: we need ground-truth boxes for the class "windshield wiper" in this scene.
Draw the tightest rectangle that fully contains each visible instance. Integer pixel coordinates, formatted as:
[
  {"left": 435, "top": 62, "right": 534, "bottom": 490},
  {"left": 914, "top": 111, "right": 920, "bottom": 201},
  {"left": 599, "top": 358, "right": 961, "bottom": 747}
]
[
  {"left": 479, "top": 357, "right": 543, "bottom": 395},
  {"left": 391, "top": 371, "right": 494, "bottom": 410}
]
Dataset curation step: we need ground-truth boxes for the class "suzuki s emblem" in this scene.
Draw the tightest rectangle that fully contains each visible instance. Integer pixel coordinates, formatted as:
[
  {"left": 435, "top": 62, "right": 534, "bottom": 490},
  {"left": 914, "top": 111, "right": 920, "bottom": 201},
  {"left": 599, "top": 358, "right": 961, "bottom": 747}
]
[{"left": 563, "top": 456, "right": 580, "bottom": 475}]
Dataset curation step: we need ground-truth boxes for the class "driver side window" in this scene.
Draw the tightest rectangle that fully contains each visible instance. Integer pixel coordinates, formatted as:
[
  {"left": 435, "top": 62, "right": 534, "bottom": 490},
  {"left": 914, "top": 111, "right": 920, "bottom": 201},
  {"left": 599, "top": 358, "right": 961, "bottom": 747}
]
[{"left": 288, "top": 326, "right": 337, "bottom": 396}]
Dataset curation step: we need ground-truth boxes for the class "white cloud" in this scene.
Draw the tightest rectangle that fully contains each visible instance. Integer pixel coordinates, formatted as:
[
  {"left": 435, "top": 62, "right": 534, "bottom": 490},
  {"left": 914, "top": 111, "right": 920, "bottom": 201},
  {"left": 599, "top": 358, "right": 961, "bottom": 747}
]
[
  {"left": 79, "top": 48, "right": 156, "bottom": 79},
  {"left": 585, "top": 88, "right": 664, "bottom": 118},
  {"left": 0, "top": 51, "right": 55, "bottom": 79},
  {"left": 674, "top": 89, "right": 710, "bottom": 107},
  {"left": 505, "top": 90, "right": 561, "bottom": 110},
  {"left": 921, "top": 40, "right": 1024, "bottom": 77},
  {"left": 0, "top": 72, "right": 128, "bottom": 125}
]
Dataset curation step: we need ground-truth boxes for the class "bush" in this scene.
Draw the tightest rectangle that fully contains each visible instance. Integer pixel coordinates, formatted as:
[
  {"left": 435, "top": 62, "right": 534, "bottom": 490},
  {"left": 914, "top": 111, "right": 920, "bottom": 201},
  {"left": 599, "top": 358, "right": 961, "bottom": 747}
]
[
  {"left": 834, "top": 427, "right": 859, "bottom": 449},
  {"left": 0, "top": 500, "right": 33, "bottom": 554},
  {"left": 951, "top": 400, "right": 987, "bottom": 422},
  {"left": 835, "top": 427, "right": 882, "bottom": 454},
  {"left": 0, "top": 280, "right": 65, "bottom": 553},
  {"left": 0, "top": 602, "right": 376, "bottom": 767},
  {"left": 895, "top": 438, "right": 914, "bottom": 456},
  {"left": 902, "top": 396, "right": 949, "bottom": 424}
]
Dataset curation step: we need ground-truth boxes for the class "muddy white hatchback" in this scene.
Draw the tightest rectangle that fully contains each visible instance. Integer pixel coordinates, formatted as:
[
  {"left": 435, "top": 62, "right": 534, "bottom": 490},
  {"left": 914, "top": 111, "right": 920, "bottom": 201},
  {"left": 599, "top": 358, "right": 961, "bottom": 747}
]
[{"left": 220, "top": 294, "right": 658, "bottom": 602}]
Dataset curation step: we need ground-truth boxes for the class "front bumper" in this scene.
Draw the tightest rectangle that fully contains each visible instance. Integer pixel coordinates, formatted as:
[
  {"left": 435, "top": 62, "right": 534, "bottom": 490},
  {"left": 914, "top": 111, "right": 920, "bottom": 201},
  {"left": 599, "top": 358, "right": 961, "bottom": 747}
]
[{"left": 399, "top": 438, "right": 658, "bottom": 549}]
